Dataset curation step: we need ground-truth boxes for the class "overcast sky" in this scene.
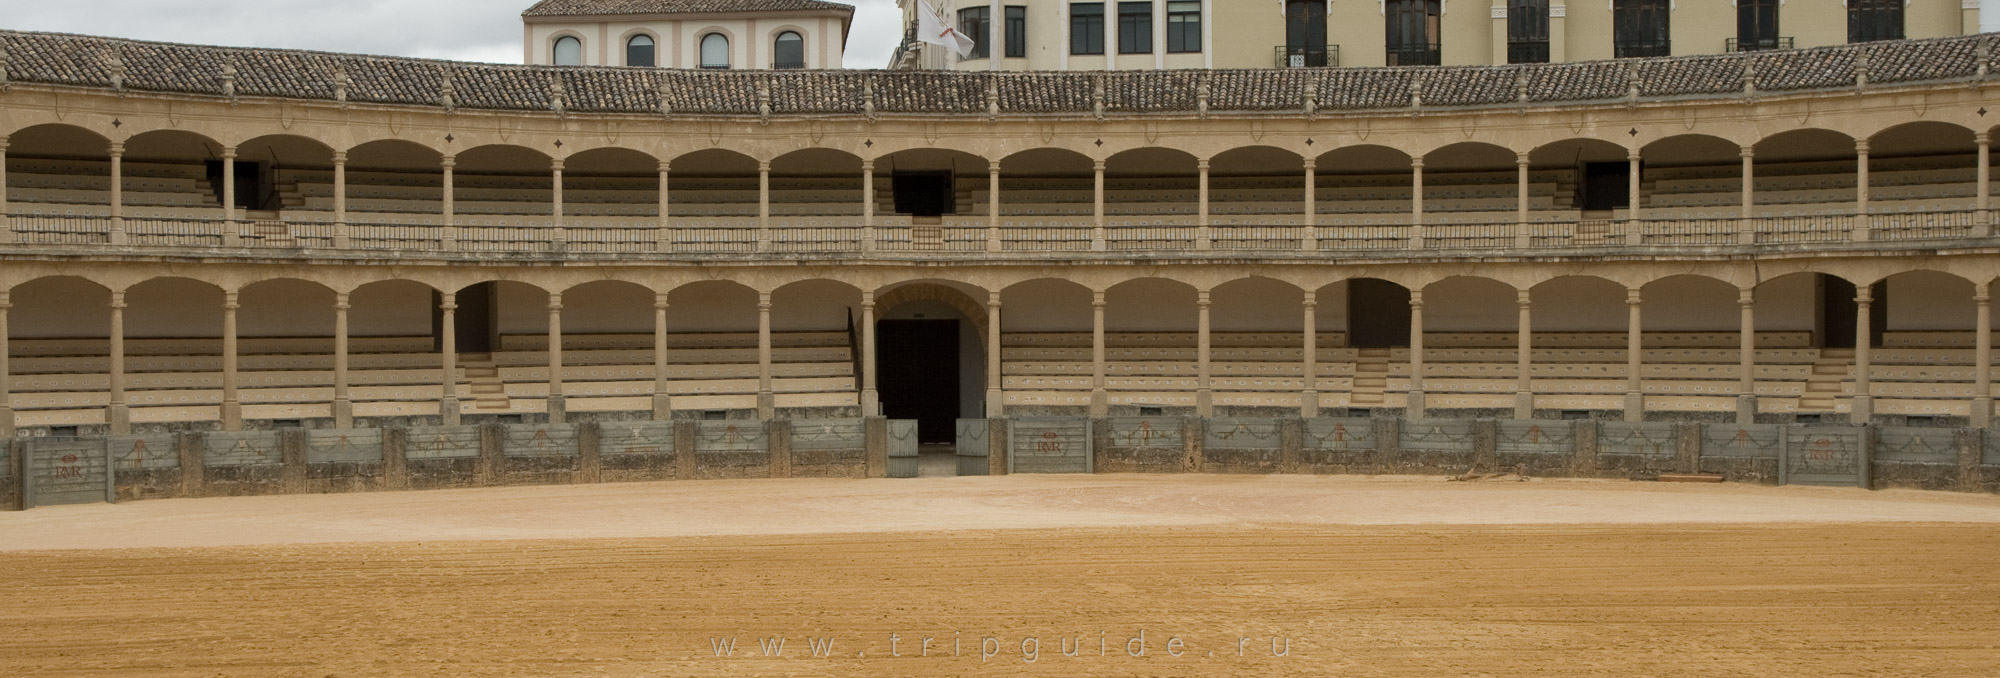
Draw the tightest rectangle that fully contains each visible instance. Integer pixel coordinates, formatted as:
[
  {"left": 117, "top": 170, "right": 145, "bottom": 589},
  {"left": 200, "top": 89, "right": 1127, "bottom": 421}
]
[{"left": 4, "top": 0, "right": 902, "bottom": 68}]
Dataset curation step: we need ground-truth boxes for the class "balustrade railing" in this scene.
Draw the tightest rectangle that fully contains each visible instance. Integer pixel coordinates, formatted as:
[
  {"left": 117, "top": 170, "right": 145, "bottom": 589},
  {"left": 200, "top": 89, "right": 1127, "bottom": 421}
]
[{"left": 3, "top": 211, "right": 1992, "bottom": 257}]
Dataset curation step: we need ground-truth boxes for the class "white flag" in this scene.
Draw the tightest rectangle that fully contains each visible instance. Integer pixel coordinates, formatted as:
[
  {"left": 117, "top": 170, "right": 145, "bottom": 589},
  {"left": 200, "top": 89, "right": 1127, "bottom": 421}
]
[{"left": 916, "top": 0, "right": 977, "bottom": 58}]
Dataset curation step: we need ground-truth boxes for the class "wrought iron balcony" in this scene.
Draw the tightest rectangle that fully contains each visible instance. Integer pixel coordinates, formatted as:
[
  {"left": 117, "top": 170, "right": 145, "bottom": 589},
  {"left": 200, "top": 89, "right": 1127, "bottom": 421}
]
[
  {"left": 1274, "top": 45, "right": 1339, "bottom": 68},
  {"left": 1727, "top": 37, "right": 1794, "bottom": 52}
]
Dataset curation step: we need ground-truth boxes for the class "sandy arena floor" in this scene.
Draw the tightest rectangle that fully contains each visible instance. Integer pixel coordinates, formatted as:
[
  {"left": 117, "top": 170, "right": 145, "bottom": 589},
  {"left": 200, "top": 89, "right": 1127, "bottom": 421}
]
[{"left": 4, "top": 475, "right": 2000, "bottom": 676}]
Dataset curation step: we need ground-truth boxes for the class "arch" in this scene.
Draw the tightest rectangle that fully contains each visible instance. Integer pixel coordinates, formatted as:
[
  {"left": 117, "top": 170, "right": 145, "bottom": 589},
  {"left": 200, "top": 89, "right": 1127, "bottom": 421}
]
[
  {"left": 122, "top": 129, "right": 224, "bottom": 164},
  {"left": 772, "top": 279, "right": 862, "bottom": 332},
  {"left": 999, "top": 147, "right": 1093, "bottom": 175},
  {"left": 126, "top": 277, "right": 226, "bottom": 339},
  {"left": 1869, "top": 121, "right": 1976, "bottom": 159},
  {"left": 1528, "top": 275, "right": 1626, "bottom": 333},
  {"left": 771, "top": 148, "right": 864, "bottom": 176},
  {"left": 345, "top": 138, "right": 445, "bottom": 171},
  {"left": 1421, "top": 141, "right": 1517, "bottom": 171},
  {"left": 1211, "top": 277, "right": 1304, "bottom": 332},
  {"left": 1639, "top": 274, "right": 1740, "bottom": 332},
  {"left": 239, "top": 279, "right": 338, "bottom": 338},
  {"left": 1882, "top": 270, "right": 1977, "bottom": 333},
  {"left": 1320, "top": 278, "right": 1413, "bottom": 348},
  {"left": 671, "top": 148, "right": 760, "bottom": 175},
  {"left": 875, "top": 281, "right": 991, "bottom": 337},
  {"left": 876, "top": 147, "right": 989, "bottom": 174},
  {"left": 1527, "top": 138, "right": 1630, "bottom": 167},
  {"left": 1641, "top": 134, "right": 1744, "bottom": 167},
  {"left": 11, "top": 276, "right": 112, "bottom": 339},
  {"left": 1315, "top": 144, "right": 1414, "bottom": 174},
  {"left": 1753, "top": 128, "right": 1858, "bottom": 163},
  {"left": 560, "top": 280, "right": 656, "bottom": 335},
  {"left": 1210, "top": 146, "right": 1305, "bottom": 175},
  {"left": 772, "top": 29, "right": 807, "bottom": 69},
  {"left": 699, "top": 32, "right": 733, "bottom": 69},
  {"left": 552, "top": 33, "right": 585, "bottom": 66},
  {"left": 351, "top": 280, "right": 440, "bottom": 340},
  {"left": 1000, "top": 278, "right": 1092, "bottom": 332},
  {"left": 1105, "top": 278, "right": 1198, "bottom": 331},
  {"left": 667, "top": 280, "right": 758, "bottom": 333},
  {"left": 235, "top": 133, "right": 336, "bottom": 168},
  {"left": 457, "top": 144, "right": 556, "bottom": 173},
  {"left": 565, "top": 146, "right": 663, "bottom": 174},
  {"left": 1104, "top": 147, "right": 1198, "bottom": 177},
  {"left": 3, "top": 123, "right": 112, "bottom": 157},
  {"left": 623, "top": 31, "right": 659, "bottom": 68},
  {"left": 1422, "top": 276, "right": 1519, "bottom": 332},
  {"left": 1754, "top": 272, "right": 1851, "bottom": 348}
]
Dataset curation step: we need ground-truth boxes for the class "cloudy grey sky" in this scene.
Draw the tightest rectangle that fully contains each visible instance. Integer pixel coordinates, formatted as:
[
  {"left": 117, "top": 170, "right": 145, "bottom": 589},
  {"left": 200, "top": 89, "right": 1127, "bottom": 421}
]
[{"left": 4, "top": 0, "right": 903, "bottom": 68}]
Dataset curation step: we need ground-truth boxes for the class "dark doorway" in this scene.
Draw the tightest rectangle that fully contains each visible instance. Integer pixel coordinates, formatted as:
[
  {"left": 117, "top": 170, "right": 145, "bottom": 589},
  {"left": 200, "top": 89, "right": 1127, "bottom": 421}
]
[
  {"left": 434, "top": 283, "right": 497, "bottom": 353},
  {"left": 205, "top": 160, "right": 261, "bottom": 210},
  {"left": 1284, "top": 0, "right": 1330, "bottom": 65},
  {"left": 1817, "top": 275, "right": 1886, "bottom": 349},
  {"left": 877, "top": 319, "right": 960, "bottom": 443},
  {"left": 1347, "top": 279, "right": 1413, "bottom": 348},
  {"left": 893, "top": 172, "right": 955, "bottom": 217},
  {"left": 1581, "top": 161, "right": 1632, "bottom": 211}
]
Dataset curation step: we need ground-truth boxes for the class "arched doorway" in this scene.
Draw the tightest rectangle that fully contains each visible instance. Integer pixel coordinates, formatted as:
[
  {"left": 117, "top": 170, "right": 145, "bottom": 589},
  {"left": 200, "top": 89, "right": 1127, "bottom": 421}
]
[{"left": 874, "top": 282, "right": 988, "bottom": 445}]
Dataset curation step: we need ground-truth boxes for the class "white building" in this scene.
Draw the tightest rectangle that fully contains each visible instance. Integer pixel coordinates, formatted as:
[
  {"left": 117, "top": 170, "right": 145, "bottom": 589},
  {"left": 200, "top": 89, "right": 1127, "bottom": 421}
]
[{"left": 524, "top": 0, "right": 855, "bottom": 70}]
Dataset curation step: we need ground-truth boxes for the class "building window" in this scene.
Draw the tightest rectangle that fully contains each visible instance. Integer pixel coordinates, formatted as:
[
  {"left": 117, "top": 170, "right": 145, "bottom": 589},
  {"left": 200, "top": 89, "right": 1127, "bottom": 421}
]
[
  {"left": 1736, "top": 0, "right": 1780, "bottom": 51},
  {"left": 1166, "top": 1, "right": 1201, "bottom": 53},
  {"left": 1071, "top": 3, "right": 1105, "bottom": 55},
  {"left": 1118, "top": 2, "right": 1152, "bottom": 54},
  {"left": 774, "top": 31, "right": 806, "bottom": 68},
  {"left": 627, "top": 35, "right": 655, "bottom": 67},
  {"left": 1613, "top": 0, "right": 1670, "bottom": 58},
  {"left": 1006, "top": 6, "right": 1028, "bottom": 58},
  {"left": 553, "top": 36, "right": 582, "bottom": 66},
  {"left": 1285, "top": 0, "right": 1330, "bottom": 66},
  {"left": 1507, "top": 0, "right": 1549, "bottom": 64},
  {"left": 959, "top": 7, "right": 992, "bottom": 59},
  {"left": 1384, "top": 0, "right": 1440, "bottom": 66},
  {"left": 700, "top": 33, "right": 731, "bottom": 69},
  {"left": 1849, "top": 0, "right": 1904, "bottom": 43}
]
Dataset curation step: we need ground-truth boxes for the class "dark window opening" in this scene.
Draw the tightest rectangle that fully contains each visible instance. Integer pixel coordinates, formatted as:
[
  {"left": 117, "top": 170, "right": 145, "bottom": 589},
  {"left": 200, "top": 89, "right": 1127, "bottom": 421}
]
[
  {"left": 1006, "top": 6, "right": 1028, "bottom": 57},
  {"left": 893, "top": 172, "right": 955, "bottom": 217},
  {"left": 627, "top": 35, "right": 656, "bottom": 67},
  {"left": 1582, "top": 161, "right": 1632, "bottom": 212},
  {"left": 1071, "top": 3, "right": 1105, "bottom": 55},
  {"left": 1118, "top": 1, "right": 1153, "bottom": 54},
  {"left": 1167, "top": 1, "right": 1200, "bottom": 53},
  {"left": 702, "top": 410, "right": 728, "bottom": 420},
  {"left": 1736, "top": 0, "right": 1780, "bottom": 51},
  {"left": 1282, "top": 0, "right": 1331, "bottom": 66},
  {"left": 878, "top": 320, "right": 961, "bottom": 444},
  {"left": 1817, "top": 276, "right": 1887, "bottom": 349},
  {"left": 1507, "top": 0, "right": 1549, "bottom": 64},
  {"left": 434, "top": 282, "right": 497, "bottom": 354},
  {"left": 1347, "top": 279, "right": 1414, "bottom": 349},
  {"left": 959, "top": 7, "right": 992, "bottom": 59},
  {"left": 1848, "top": 0, "right": 1904, "bottom": 43},
  {"left": 1614, "top": 0, "right": 1670, "bottom": 58},
  {"left": 774, "top": 31, "right": 806, "bottom": 69},
  {"left": 1138, "top": 406, "right": 1164, "bottom": 417},
  {"left": 1384, "top": 0, "right": 1441, "bottom": 66},
  {"left": 205, "top": 160, "right": 261, "bottom": 210}
]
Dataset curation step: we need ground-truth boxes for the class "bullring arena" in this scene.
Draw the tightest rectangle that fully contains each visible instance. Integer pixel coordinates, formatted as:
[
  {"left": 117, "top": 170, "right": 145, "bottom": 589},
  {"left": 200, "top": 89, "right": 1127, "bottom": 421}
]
[{"left": 5, "top": 25, "right": 2000, "bottom": 677}]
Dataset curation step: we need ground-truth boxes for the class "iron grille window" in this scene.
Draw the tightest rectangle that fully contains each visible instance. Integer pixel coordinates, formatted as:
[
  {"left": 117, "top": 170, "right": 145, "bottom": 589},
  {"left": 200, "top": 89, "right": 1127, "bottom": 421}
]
[
  {"left": 1006, "top": 6, "right": 1028, "bottom": 57},
  {"left": 773, "top": 31, "right": 806, "bottom": 69},
  {"left": 1613, "top": 0, "right": 1670, "bottom": 58},
  {"left": 1507, "top": 0, "right": 1549, "bottom": 64},
  {"left": 626, "top": 35, "right": 656, "bottom": 67},
  {"left": 959, "top": 7, "right": 991, "bottom": 59},
  {"left": 1385, "top": 0, "right": 1441, "bottom": 66},
  {"left": 1071, "top": 3, "right": 1105, "bottom": 55},
  {"left": 1166, "top": 1, "right": 1201, "bottom": 53},
  {"left": 1118, "top": 2, "right": 1153, "bottom": 54},
  {"left": 1736, "top": 0, "right": 1780, "bottom": 51},
  {"left": 1849, "top": 0, "right": 1904, "bottom": 43}
]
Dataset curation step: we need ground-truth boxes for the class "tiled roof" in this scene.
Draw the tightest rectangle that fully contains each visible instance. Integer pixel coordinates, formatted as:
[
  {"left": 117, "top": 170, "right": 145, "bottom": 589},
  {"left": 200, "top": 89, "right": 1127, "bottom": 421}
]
[
  {"left": 522, "top": 0, "right": 854, "bottom": 17},
  {"left": 0, "top": 30, "right": 1988, "bottom": 117}
]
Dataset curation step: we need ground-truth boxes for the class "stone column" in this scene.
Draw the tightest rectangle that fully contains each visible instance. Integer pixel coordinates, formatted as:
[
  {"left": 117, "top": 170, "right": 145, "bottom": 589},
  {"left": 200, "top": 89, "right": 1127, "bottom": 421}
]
[
  {"left": 861, "top": 291, "right": 879, "bottom": 416},
  {"left": 1852, "top": 285, "right": 1874, "bottom": 424},
  {"left": 1301, "top": 158, "right": 1318, "bottom": 251},
  {"left": 441, "top": 155, "right": 458, "bottom": 250},
  {"left": 1196, "top": 159, "right": 1211, "bottom": 250},
  {"left": 986, "top": 160, "right": 1001, "bottom": 252},
  {"left": 1409, "top": 288, "right": 1427, "bottom": 418},
  {"left": 221, "top": 146, "right": 239, "bottom": 247},
  {"left": 757, "top": 291, "right": 775, "bottom": 419},
  {"left": 1301, "top": 291, "right": 1318, "bottom": 419},
  {"left": 0, "top": 294, "right": 12, "bottom": 435},
  {"left": 1854, "top": 139, "right": 1872, "bottom": 242},
  {"left": 1976, "top": 134, "right": 1992, "bottom": 238},
  {"left": 440, "top": 292, "right": 461, "bottom": 426},
  {"left": 1976, "top": 284, "right": 1992, "bottom": 428},
  {"left": 1092, "top": 160, "right": 1107, "bottom": 251},
  {"left": 108, "top": 292, "right": 128, "bottom": 434},
  {"left": 1624, "top": 287, "right": 1643, "bottom": 422},
  {"left": 1738, "top": 287, "right": 1757, "bottom": 424},
  {"left": 1624, "top": 148, "right": 1643, "bottom": 246},
  {"left": 221, "top": 292, "right": 242, "bottom": 431},
  {"left": 1515, "top": 289, "right": 1533, "bottom": 419},
  {"left": 1196, "top": 290, "right": 1213, "bottom": 416},
  {"left": 547, "top": 296, "right": 565, "bottom": 424},
  {"left": 332, "top": 150, "right": 349, "bottom": 248},
  {"left": 1090, "top": 290, "right": 1108, "bottom": 416},
  {"left": 860, "top": 159, "right": 878, "bottom": 251},
  {"left": 0, "top": 136, "right": 11, "bottom": 244},
  {"left": 1515, "top": 152, "right": 1532, "bottom": 248},
  {"left": 108, "top": 141, "right": 126, "bottom": 245},
  {"left": 757, "top": 161, "right": 773, "bottom": 252},
  {"left": 1739, "top": 145, "right": 1756, "bottom": 244},
  {"left": 333, "top": 293, "right": 352, "bottom": 428},
  {"left": 1409, "top": 157, "right": 1425, "bottom": 248},
  {"left": 550, "top": 158, "right": 567, "bottom": 246},
  {"left": 657, "top": 160, "right": 672, "bottom": 253},
  {"left": 986, "top": 291, "right": 1004, "bottom": 418},
  {"left": 653, "top": 293, "right": 672, "bottom": 420}
]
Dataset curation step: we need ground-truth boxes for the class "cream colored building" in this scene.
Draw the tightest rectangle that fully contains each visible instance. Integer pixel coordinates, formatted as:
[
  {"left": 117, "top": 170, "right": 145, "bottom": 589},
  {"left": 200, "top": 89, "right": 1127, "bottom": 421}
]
[
  {"left": 524, "top": 0, "right": 853, "bottom": 70},
  {"left": 895, "top": 0, "right": 1985, "bottom": 70}
]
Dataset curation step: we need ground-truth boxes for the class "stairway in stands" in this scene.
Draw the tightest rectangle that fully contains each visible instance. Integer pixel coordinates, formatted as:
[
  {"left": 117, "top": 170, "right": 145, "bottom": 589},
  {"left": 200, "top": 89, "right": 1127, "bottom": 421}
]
[
  {"left": 458, "top": 354, "right": 511, "bottom": 411},
  {"left": 1350, "top": 348, "right": 1391, "bottom": 407},
  {"left": 1799, "top": 348, "right": 1855, "bottom": 412}
]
